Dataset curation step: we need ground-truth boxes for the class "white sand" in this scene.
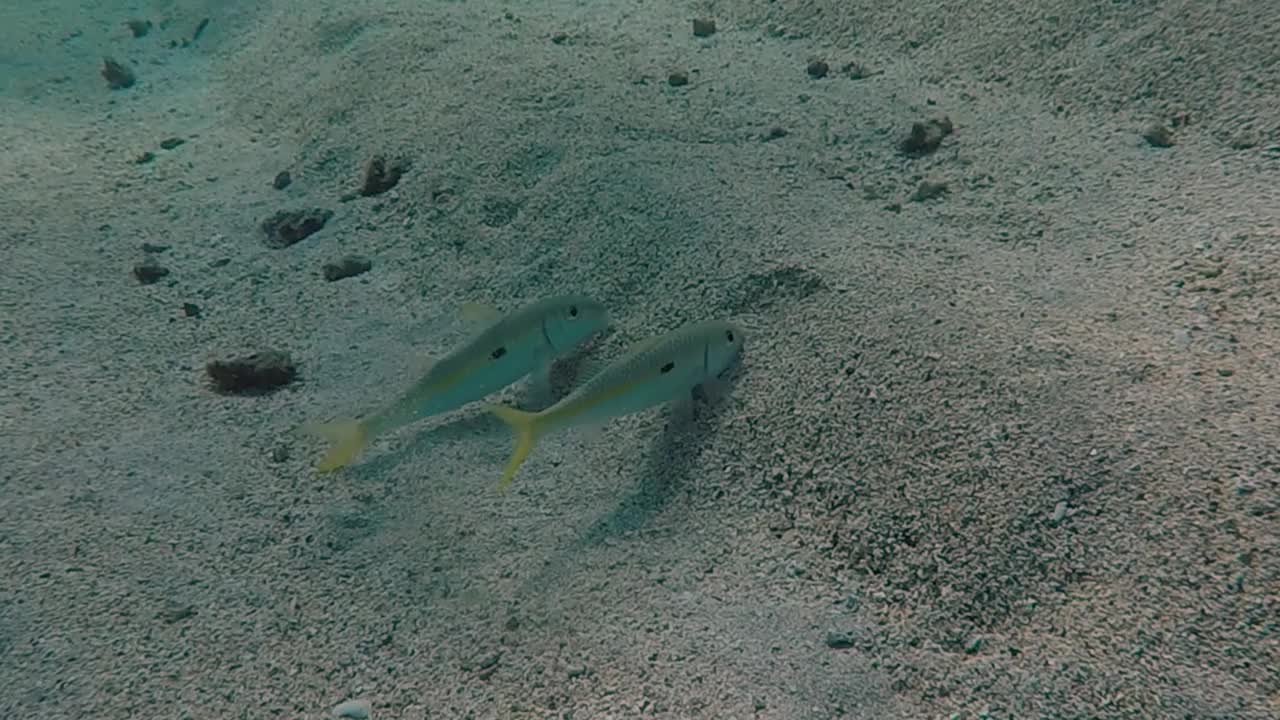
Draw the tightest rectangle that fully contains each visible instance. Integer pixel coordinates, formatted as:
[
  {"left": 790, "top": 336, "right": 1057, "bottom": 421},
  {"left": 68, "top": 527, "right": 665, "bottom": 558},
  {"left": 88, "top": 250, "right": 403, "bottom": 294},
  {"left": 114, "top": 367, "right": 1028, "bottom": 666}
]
[{"left": 3, "top": 0, "right": 1277, "bottom": 718}]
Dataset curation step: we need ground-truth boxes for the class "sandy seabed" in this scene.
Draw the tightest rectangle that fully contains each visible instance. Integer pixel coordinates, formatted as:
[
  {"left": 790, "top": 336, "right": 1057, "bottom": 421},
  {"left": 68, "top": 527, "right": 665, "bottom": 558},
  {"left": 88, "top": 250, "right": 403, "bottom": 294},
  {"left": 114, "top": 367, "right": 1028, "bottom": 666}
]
[{"left": 2, "top": 0, "right": 1277, "bottom": 718}]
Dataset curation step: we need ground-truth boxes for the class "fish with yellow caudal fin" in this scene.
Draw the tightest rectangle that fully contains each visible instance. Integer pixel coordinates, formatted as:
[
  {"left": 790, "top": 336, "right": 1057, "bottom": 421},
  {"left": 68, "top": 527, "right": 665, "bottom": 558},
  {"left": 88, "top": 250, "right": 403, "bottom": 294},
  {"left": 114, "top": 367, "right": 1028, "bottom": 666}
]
[
  {"left": 488, "top": 319, "right": 745, "bottom": 492},
  {"left": 303, "top": 295, "right": 610, "bottom": 471}
]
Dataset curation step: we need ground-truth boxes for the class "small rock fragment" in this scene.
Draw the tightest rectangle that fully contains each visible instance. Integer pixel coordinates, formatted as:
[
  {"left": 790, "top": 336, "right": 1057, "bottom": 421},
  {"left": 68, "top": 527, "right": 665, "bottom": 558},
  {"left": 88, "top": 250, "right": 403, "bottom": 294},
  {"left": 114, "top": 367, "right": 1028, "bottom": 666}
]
[
  {"left": 101, "top": 57, "right": 135, "bottom": 89},
  {"left": 359, "top": 155, "right": 408, "bottom": 197},
  {"left": 206, "top": 350, "right": 297, "bottom": 395},
  {"left": 910, "top": 180, "right": 949, "bottom": 202},
  {"left": 806, "top": 59, "right": 829, "bottom": 79},
  {"left": 272, "top": 171, "right": 292, "bottom": 190},
  {"left": 141, "top": 242, "right": 170, "bottom": 254},
  {"left": 667, "top": 70, "right": 689, "bottom": 87},
  {"left": 761, "top": 126, "right": 788, "bottom": 141},
  {"left": 270, "top": 444, "right": 290, "bottom": 463},
  {"left": 158, "top": 603, "right": 196, "bottom": 623},
  {"left": 133, "top": 151, "right": 155, "bottom": 164},
  {"left": 692, "top": 18, "right": 716, "bottom": 37},
  {"left": 1050, "top": 501, "right": 1067, "bottom": 525},
  {"left": 125, "top": 19, "right": 152, "bottom": 38},
  {"left": 323, "top": 255, "right": 372, "bottom": 282},
  {"left": 965, "top": 637, "right": 984, "bottom": 654},
  {"left": 159, "top": 137, "right": 185, "bottom": 150},
  {"left": 825, "top": 631, "right": 855, "bottom": 649},
  {"left": 550, "top": 31, "right": 570, "bottom": 45},
  {"left": 332, "top": 699, "right": 371, "bottom": 720},
  {"left": 1142, "top": 123, "right": 1175, "bottom": 148},
  {"left": 900, "top": 117, "right": 954, "bottom": 156},
  {"left": 261, "top": 208, "right": 333, "bottom": 248},
  {"left": 182, "top": 302, "right": 201, "bottom": 318},
  {"left": 133, "top": 262, "right": 169, "bottom": 285},
  {"left": 842, "top": 61, "right": 871, "bottom": 79},
  {"left": 192, "top": 18, "right": 211, "bottom": 42}
]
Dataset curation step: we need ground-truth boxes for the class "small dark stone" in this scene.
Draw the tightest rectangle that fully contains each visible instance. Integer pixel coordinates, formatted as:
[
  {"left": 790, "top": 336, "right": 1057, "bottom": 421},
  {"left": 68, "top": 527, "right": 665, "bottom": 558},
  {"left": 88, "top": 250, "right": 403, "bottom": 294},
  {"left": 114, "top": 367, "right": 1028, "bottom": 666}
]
[
  {"left": 841, "top": 61, "right": 870, "bottom": 79},
  {"left": 692, "top": 18, "right": 716, "bottom": 37},
  {"left": 359, "top": 155, "right": 409, "bottom": 197},
  {"left": 270, "top": 445, "right": 290, "bottom": 463},
  {"left": 133, "top": 262, "right": 169, "bottom": 284},
  {"left": 825, "top": 631, "right": 855, "bottom": 649},
  {"left": 206, "top": 350, "right": 297, "bottom": 395},
  {"left": 899, "top": 117, "right": 954, "bottom": 156},
  {"left": 141, "top": 242, "right": 169, "bottom": 253},
  {"left": 806, "top": 59, "right": 829, "bottom": 79},
  {"left": 209, "top": 258, "right": 231, "bottom": 268},
  {"left": 182, "top": 302, "right": 201, "bottom": 317},
  {"left": 272, "top": 171, "right": 292, "bottom": 190},
  {"left": 667, "top": 70, "right": 689, "bottom": 87},
  {"left": 322, "top": 255, "right": 373, "bottom": 282},
  {"left": 125, "top": 19, "right": 152, "bottom": 38},
  {"left": 1143, "top": 123, "right": 1175, "bottom": 148},
  {"left": 101, "top": 57, "right": 135, "bottom": 90},
  {"left": 192, "top": 18, "right": 210, "bottom": 42},
  {"left": 158, "top": 604, "right": 196, "bottom": 623},
  {"left": 133, "top": 151, "right": 155, "bottom": 164},
  {"left": 762, "top": 126, "right": 788, "bottom": 141},
  {"left": 550, "top": 31, "right": 570, "bottom": 45},
  {"left": 261, "top": 208, "right": 333, "bottom": 248},
  {"left": 159, "top": 137, "right": 185, "bottom": 150}
]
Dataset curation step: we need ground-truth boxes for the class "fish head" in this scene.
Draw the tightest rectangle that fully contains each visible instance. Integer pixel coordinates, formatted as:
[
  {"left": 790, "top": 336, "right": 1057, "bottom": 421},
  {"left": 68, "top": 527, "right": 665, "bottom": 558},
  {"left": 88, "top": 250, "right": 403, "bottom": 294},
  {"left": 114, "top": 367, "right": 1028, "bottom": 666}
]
[
  {"left": 541, "top": 295, "right": 611, "bottom": 352},
  {"left": 702, "top": 319, "right": 746, "bottom": 377}
]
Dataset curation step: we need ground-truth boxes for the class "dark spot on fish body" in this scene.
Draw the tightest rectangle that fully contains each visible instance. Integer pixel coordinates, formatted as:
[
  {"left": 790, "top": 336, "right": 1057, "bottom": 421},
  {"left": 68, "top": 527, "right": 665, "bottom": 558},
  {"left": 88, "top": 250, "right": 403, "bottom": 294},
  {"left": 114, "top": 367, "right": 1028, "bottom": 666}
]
[
  {"left": 660, "top": 362, "right": 675, "bottom": 374},
  {"left": 491, "top": 347, "right": 507, "bottom": 360}
]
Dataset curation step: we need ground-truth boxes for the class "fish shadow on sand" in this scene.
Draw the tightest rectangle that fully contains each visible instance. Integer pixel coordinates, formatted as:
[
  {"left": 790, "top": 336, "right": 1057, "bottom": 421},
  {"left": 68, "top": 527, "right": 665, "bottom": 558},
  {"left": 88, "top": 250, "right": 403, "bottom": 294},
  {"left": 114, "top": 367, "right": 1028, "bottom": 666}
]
[{"left": 572, "top": 364, "right": 746, "bottom": 548}]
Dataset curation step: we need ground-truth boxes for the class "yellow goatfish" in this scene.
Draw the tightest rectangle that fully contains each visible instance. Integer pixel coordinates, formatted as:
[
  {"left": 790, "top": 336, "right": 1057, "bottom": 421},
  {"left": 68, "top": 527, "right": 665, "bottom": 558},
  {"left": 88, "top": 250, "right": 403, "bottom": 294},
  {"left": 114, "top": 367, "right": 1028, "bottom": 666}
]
[
  {"left": 304, "top": 295, "right": 610, "bottom": 471},
  {"left": 488, "top": 319, "right": 745, "bottom": 491}
]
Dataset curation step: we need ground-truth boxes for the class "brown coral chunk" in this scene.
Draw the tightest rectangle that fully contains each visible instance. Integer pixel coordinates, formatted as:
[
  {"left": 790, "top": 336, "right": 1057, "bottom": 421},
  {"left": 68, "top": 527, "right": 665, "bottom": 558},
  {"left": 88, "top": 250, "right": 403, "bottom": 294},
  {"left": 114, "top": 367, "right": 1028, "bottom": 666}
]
[
  {"left": 261, "top": 208, "right": 333, "bottom": 248},
  {"left": 899, "top": 117, "right": 954, "bottom": 156},
  {"left": 101, "top": 57, "right": 135, "bottom": 89},
  {"left": 359, "top": 156, "right": 408, "bottom": 197},
  {"left": 206, "top": 350, "right": 297, "bottom": 395}
]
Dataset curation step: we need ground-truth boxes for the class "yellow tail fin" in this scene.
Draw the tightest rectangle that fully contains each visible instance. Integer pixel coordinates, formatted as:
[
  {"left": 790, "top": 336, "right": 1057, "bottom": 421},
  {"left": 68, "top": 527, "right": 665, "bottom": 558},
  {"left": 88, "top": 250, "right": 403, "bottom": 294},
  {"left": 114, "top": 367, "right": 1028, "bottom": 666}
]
[
  {"left": 487, "top": 404, "right": 542, "bottom": 492},
  {"left": 301, "top": 419, "right": 369, "bottom": 472}
]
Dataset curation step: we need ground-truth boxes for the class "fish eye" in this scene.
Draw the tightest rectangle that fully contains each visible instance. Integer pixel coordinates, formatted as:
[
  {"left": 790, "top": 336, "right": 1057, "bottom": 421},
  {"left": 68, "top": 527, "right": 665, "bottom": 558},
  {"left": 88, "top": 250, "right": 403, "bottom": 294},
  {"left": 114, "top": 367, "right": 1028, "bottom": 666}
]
[
  {"left": 725, "top": 330, "right": 735, "bottom": 342},
  {"left": 569, "top": 306, "right": 579, "bottom": 318}
]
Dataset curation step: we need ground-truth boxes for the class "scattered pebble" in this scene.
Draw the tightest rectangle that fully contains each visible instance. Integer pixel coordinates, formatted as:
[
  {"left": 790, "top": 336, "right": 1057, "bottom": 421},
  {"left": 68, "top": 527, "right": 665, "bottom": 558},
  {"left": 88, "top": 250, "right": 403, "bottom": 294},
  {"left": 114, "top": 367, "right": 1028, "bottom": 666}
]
[
  {"left": 270, "top": 444, "right": 290, "bottom": 463},
  {"left": 133, "top": 151, "right": 155, "bottom": 164},
  {"left": 206, "top": 350, "right": 297, "bottom": 395},
  {"left": 667, "top": 70, "right": 689, "bottom": 87},
  {"left": 899, "top": 117, "right": 954, "bottom": 156},
  {"left": 157, "top": 603, "right": 196, "bottom": 623},
  {"left": 181, "top": 302, "right": 201, "bottom": 318},
  {"left": 323, "top": 255, "right": 372, "bottom": 281},
  {"left": 550, "top": 31, "right": 570, "bottom": 45},
  {"left": 159, "top": 137, "right": 186, "bottom": 150},
  {"left": 965, "top": 637, "right": 984, "bottom": 654},
  {"left": 125, "top": 19, "right": 152, "bottom": 38},
  {"left": 261, "top": 208, "right": 333, "bottom": 248},
  {"left": 359, "top": 155, "right": 408, "bottom": 197},
  {"left": 692, "top": 18, "right": 716, "bottom": 37},
  {"left": 841, "top": 61, "right": 871, "bottom": 79},
  {"left": 1050, "top": 501, "right": 1068, "bottom": 525},
  {"left": 272, "top": 171, "right": 292, "bottom": 190},
  {"left": 825, "top": 630, "right": 855, "bottom": 649},
  {"left": 566, "top": 664, "right": 587, "bottom": 678},
  {"left": 806, "top": 59, "right": 829, "bottom": 79},
  {"left": 133, "top": 262, "right": 169, "bottom": 285},
  {"left": 910, "top": 180, "right": 949, "bottom": 202},
  {"left": 1143, "top": 123, "right": 1175, "bottom": 148},
  {"left": 761, "top": 126, "right": 788, "bottom": 142},
  {"left": 332, "top": 698, "right": 371, "bottom": 719},
  {"left": 101, "top": 57, "right": 135, "bottom": 89},
  {"left": 141, "top": 242, "right": 170, "bottom": 254}
]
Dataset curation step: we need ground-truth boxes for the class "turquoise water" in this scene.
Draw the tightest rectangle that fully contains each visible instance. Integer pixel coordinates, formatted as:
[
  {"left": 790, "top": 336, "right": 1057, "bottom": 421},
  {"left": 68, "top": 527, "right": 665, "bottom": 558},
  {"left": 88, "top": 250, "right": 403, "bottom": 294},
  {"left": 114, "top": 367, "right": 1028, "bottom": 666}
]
[{"left": 3, "top": 2, "right": 1277, "bottom": 718}]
